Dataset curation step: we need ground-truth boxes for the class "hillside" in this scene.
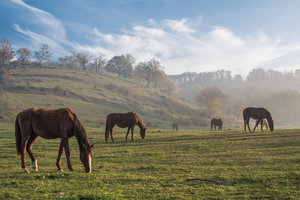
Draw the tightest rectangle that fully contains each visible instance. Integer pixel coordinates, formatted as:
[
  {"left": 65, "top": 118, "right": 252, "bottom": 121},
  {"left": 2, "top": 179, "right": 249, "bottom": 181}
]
[{"left": 0, "top": 67, "right": 207, "bottom": 129}]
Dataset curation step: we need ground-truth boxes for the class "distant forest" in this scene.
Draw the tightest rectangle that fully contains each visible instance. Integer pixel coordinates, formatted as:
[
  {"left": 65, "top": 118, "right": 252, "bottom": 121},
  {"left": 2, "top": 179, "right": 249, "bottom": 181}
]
[{"left": 170, "top": 69, "right": 300, "bottom": 127}]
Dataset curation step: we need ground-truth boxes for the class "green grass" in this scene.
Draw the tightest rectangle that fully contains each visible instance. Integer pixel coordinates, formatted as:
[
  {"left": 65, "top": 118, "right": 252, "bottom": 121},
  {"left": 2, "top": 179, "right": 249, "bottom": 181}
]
[{"left": 1, "top": 123, "right": 299, "bottom": 199}]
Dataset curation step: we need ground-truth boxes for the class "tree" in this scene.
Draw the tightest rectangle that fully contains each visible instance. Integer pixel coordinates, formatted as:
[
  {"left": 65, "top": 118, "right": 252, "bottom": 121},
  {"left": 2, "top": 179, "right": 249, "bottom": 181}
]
[
  {"left": 72, "top": 51, "right": 91, "bottom": 71},
  {"left": 0, "top": 39, "right": 14, "bottom": 66},
  {"left": 135, "top": 59, "right": 164, "bottom": 87},
  {"left": 16, "top": 48, "right": 32, "bottom": 64},
  {"left": 196, "top": 87, "right": 227, "bottom": 117},
  {"left": 93, "top": 53, "right": 106, "bottom": 73},
  {"left": 34, "top": 44, "right": 52, "bottom": 64},
  {"left": 105, "top": 54, "right": 134, "bottom": 77},
  {"left": 232, "top": 100, "right": 245, "bottom": 120},
  {"left": 0, "top": 68, "right": 10, "bottom": 92}
]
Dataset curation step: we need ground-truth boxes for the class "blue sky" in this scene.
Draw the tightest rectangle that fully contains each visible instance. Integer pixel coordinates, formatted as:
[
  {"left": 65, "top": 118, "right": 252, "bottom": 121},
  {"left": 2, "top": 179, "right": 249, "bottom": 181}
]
[{"left": 1, "top": 0, "right": 300, "bottom": 75}]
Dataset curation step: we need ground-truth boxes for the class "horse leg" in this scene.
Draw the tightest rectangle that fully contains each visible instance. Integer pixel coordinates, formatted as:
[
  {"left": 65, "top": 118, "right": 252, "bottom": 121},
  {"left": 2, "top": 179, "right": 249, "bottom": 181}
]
[
  {"left": 21, "top": 136, "right": 30, "bottom": 173},
  {"left": 253, "top": 120, "right": 261, "bottom": 133},
  {"left": 62, "top": 138, "right": 73, "bottom": 171},
  {"left": 260, "top": 120, "right": 264, "bottom": 132},
  {"left": 56, "top": 140, "right": 64, "bottom": 172},
  {"left": 26, "top": 134, "right": 39, "bottom": 172},
  {"left": 246, "top": 121, "right": 252, "bottom": 133},
  {"left": 131, "top": 126, "right": 135, "bottom": 141},
  {"left": 110, "top": 127, "right": 115, "bottom": 142},
  {"left": 125, "top": 127, "right": 130, "bottom": 141},
  {"left": 214, "top": 125, "right": 216, "bottom": 131}
]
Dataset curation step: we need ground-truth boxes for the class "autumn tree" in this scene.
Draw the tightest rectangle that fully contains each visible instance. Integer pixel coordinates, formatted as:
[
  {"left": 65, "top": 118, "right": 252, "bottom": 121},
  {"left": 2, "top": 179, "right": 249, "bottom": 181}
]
[
  {"left": 34, "top": 44, "right": 52, "bottom": 64},
  {"left": 0, "top": 39, "right": 14, "bottom": 66},
  {"left": 105, "top": 54, "right": 135, "bottom": 77},
  {"left": 196, "top": 87, "right": 227, "bottom": 117},
  {"left": 16, "top": 48, "right": 32, "bottom": 64},
  {"left": 135, "top": 59, "right": 164, "bottom": 87},
  {"left": 232, "top": 100, "right": 245, "bottom": 120}
]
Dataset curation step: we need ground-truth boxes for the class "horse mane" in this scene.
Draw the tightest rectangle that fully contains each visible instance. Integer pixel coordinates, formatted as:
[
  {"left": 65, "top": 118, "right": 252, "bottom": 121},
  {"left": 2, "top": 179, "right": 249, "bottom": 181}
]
[
  {"left": 135, "top": 113, "right": 146, "bottom": 130},
  {"left": 73, "top": 113, "right": 92, "bottom": 155}
]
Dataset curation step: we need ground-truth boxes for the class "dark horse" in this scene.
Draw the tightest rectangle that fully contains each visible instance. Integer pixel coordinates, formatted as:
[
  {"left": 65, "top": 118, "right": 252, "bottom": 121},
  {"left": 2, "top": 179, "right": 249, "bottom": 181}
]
[
  {"left": 243, "top": 107, "right": 274, "bottom": 133},
  {"left": 172, "top": 122, "right": 178, "bottom": 131},
  {"left": 105, "top": 112, "right": 147, "bottom": 142},
  {"left": 211, "top": 118, "right": 223, "bottom": 131},
  {"left": 15, "top": 108, "right": 94, "bottom": 173}
]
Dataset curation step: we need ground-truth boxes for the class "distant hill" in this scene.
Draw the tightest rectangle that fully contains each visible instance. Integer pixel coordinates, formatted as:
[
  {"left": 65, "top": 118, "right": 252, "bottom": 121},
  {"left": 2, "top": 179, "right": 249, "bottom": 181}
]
[{"left": 0, "top": 67, "right": 207, "bottom": 129}]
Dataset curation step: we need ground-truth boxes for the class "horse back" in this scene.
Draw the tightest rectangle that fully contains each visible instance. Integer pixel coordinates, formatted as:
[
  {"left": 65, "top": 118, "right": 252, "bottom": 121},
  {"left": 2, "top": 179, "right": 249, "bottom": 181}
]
[
  {"left": 17, "top": 108, "right": 75, "bottom": 139},
  {"left": 106, "top": 112, "right": 137, "bottom": 128},
  {"left": 243, "top": 107, "right": 271, "bottom": 120}
]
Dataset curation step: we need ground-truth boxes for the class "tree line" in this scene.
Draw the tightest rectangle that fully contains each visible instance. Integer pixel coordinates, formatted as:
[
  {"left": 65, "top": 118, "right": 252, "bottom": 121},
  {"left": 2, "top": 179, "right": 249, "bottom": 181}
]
[
  {"left": 0, "top": 38, "right": 178, "bottom": 94},
  {"left": 170, "top": 69, "right": 300, "bottom": 125}
]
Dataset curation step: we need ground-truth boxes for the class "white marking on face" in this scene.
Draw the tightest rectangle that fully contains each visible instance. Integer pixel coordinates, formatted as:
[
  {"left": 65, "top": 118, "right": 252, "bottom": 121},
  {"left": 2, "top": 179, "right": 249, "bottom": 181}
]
[{"left": 88, "top": 155, "right": 92, "bottom": 173}]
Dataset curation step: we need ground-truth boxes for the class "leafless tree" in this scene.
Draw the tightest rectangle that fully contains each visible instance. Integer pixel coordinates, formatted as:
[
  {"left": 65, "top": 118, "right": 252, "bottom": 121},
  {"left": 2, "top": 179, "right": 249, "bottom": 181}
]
[
  {"left": 34, "top": 44, "right": 52, "bottom": 64},
  {"left": 93, "top": 53, "right": 106, "bottom": 73},
  {"left": 72, "top": 51, "right": 91, "bottom": 71},
  {"left": 0, "top": 38, "right": 14, "bottom": 66},
  {"left": 16, "top": 48, "right": 32, "bottom": 64}
]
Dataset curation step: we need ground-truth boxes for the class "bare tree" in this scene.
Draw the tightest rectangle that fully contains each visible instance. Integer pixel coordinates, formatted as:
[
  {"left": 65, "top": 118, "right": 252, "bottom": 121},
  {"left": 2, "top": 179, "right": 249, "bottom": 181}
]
[
  {"left": 34, "top": 44, "right": 52, "bottom": 64},
  {"left": 93, "top": 53, "right": 106, "bottom": 73},
  {"left": 16, "top": 48, "right": 32, "bottom": 64},
  {"left": 72, "top": 51, "right": 91, "bottom": 71},
  {"left": 0, "top": 39, "right": 14, "bottom": 66},
  {"left": 196, "top": 87, "right": 227, "bottom": 117}
]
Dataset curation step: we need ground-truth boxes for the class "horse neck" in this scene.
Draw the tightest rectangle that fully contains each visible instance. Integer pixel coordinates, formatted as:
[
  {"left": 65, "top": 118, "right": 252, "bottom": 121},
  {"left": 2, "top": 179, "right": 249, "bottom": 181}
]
[
  {"left": 137, "top": 116, "right": 146, "bottom": 130},
  {"left": 74, "top": 119, "right": 89, "bottom": 149}
]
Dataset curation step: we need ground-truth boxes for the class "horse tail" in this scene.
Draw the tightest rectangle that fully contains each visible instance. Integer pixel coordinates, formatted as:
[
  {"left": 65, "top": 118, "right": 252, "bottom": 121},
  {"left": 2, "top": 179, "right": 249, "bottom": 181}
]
[
  {"left": 15, "top": 115, "right": 21, "bottom": 156},
  {"left": 105, "top": 116, "right": 109, "bottom": 142}
]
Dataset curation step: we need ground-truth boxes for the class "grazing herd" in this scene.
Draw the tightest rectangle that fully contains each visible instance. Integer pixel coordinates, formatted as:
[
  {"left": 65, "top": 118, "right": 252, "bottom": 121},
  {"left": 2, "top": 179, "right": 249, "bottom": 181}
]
[{"left": 14, "top": 106, "right": 274, "bottom": 173}]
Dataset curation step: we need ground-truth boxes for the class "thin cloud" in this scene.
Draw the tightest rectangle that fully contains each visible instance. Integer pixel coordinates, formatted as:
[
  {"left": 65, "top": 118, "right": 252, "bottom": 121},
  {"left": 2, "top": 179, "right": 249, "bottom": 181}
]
[{"left": 8, "top": 1, "right": 300, "bottom": 75}]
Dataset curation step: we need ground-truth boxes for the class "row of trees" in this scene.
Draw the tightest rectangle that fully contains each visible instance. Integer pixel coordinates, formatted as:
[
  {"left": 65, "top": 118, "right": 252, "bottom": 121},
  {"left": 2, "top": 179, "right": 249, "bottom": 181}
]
[{"left": 0, "top": 38, "right": 178, "bottom": 94}]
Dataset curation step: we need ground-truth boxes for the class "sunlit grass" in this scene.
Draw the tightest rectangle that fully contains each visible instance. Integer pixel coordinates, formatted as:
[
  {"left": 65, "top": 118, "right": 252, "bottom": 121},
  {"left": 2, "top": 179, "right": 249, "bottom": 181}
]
[{"left": 1, "top": 124, "right": 299, "bottom": 199}]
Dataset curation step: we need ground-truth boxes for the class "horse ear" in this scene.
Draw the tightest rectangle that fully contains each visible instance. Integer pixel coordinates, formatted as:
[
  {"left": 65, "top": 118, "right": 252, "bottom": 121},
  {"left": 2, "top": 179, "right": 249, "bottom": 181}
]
[{"left": 91, "top": 144, "right": 95, "bottom": 148}]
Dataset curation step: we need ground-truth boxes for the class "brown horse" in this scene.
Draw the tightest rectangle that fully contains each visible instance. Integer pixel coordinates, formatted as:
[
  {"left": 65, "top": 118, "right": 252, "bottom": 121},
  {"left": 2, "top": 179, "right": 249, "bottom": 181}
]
[
  {"left": 211, "top": 118, "right": 223, "bottom": 131},
  {"left": 243, "top": 107, "right": 274, "bottom": 133},
  {"left": 15, "top": 108, "right": 94, "bottom": 173},
  {"left": 105, "top": 112, "right": 147, "bottom": 142}
]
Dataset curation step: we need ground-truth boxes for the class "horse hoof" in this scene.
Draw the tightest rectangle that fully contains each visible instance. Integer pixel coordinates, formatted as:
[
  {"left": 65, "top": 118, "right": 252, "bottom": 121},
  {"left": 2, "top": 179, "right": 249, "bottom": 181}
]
[
  {"left": 22, "top": 168, "right": 29, "bottom": 174},
  {"left": 58, "top": 169, "right": 64, "bottom": 172}
]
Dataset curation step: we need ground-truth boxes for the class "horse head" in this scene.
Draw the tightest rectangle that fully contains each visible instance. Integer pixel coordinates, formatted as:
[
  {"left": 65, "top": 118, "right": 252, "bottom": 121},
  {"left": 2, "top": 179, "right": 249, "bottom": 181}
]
[
  {"left": 267, "top": 118, "right": 274, "bottom": 132},
  {"left": 80, "top": 143, "right": 94, "bottom": 173},
  {"left": 140, "top": 128, "right": 147, "bottom": 139}
]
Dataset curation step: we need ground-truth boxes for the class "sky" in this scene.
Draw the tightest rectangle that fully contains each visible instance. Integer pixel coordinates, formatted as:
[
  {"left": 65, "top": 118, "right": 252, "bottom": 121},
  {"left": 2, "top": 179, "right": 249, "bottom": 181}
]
[{"left": 1, "top": 0, "right": 300, "bottom": 75}]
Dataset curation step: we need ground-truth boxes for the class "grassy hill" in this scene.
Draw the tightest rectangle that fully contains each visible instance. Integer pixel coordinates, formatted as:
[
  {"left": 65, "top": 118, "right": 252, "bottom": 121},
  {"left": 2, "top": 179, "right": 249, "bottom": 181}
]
[{"left": 0, "top": 66, "right": 207, "bottom": 129}]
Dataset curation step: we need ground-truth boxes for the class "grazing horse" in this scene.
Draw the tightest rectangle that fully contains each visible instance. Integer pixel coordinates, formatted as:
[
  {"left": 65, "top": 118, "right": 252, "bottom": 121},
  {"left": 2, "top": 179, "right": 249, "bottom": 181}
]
[
  {"left": 211, "top": 118, "right": 223, "bottom": 131},
  {"left": 105, "top": 112, "right": 147, "bottom": 142},
  {"left": 172, "top": 122, "right": 178, "bottom": 131},
  {"left": 243, "top": 107, "right": 274, "bottom": 133},
  {"left": 15, "top": 108, "right": 94, "bottom": 173}
]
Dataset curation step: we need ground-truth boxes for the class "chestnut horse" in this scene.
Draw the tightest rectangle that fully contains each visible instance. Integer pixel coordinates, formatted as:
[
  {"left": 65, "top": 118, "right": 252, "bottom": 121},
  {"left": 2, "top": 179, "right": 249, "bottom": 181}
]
[
  {"left": 243, "top": 107, "right": 274, "bottom": 133},
  {"left": 105, "top": 112, "right": 147, "bottom": 142},
  {"left": 211, "top": 118, "right": 223, "bottom": 131},
  {"left": 15, "top": 108, "right": 94, "bottom": 173}
]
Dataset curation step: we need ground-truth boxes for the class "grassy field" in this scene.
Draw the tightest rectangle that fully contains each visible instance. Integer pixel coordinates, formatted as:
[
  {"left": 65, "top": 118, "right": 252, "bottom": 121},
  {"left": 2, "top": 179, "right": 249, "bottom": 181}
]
[{"left": 1, "top": 122, "right": 299, "bottom": 199}]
